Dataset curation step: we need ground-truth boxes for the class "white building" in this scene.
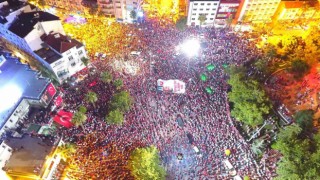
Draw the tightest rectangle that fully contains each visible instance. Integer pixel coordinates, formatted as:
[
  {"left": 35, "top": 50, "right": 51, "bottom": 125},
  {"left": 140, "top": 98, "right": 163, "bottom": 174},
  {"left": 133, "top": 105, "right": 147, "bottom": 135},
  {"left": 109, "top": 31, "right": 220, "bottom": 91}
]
[
  {"left": 187, "top": 0, "right": 221, "bottom": 27},
  {"left": 237, "top": 0, "right": 281, "bottom": 23},
  {"left": 35, "top": 32, "right": 87, "bottom": 81},
  {"left": 0, "top": 141, "right": 12, "bottom": 173},
  {"left": 4, "top": 11, "right": 87, "bottom": 83},
  {"left": 0, "top": 0, "right": 36, "bottom": 28},
  {"left": 0, "top": 52, "right": 54, "bottom": 137}
]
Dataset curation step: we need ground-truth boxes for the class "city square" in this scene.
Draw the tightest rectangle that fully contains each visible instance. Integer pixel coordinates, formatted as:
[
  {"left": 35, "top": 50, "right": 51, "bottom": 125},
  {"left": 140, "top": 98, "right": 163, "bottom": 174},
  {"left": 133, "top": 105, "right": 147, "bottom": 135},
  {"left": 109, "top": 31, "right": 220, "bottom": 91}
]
[{"left": 0, "top": 0, "right": 320, "bottom": 180}]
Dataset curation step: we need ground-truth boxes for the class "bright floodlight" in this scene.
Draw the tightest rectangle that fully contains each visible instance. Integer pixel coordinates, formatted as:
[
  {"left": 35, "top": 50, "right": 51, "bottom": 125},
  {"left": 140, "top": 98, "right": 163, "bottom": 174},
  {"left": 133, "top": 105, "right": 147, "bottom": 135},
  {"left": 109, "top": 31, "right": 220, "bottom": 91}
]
[
  {"left": 181, "top": 39, "right": 200, "bottom": 57},
  {"left": 0, "top": 84, "right": 22, "bottom": 112},
  {"left": 137, "top": 11, "right": 144, "bottom": 17}
]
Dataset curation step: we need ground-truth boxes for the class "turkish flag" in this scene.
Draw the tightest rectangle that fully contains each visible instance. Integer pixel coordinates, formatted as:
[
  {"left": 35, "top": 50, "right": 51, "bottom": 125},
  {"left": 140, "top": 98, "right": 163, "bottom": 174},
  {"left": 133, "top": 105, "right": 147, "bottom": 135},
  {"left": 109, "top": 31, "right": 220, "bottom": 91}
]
[
  {"left": 55, "top": 95, "right": 63, "bottom": 107},
  {"left": 47, "top": 83, "right": 56, "bottom": 96}
]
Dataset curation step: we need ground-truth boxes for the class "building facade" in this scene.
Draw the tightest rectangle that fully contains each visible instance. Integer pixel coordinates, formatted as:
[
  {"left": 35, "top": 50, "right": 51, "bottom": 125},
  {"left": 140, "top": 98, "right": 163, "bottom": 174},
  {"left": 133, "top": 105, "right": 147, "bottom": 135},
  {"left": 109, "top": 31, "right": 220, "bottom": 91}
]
[
  {"left": 0, "top": 51, "right": 54, "bottom": 137},
  {"left": 214, "top": 0, "right": 240, "bottom": 27},
  {"left": 237, "top": 0, "right": 281, "bottom": 23},
  {"left": 187, "top": 0, "right": 221, "bottom": 26},
  {"left": 98, "top": 0, "right": 142, "bottom": 21},
  {"left": 1, "top": 10, "right": 88, "bottom": 83},
  {"left": 273, "top": 0, "right": 320, "bottom": 21}
]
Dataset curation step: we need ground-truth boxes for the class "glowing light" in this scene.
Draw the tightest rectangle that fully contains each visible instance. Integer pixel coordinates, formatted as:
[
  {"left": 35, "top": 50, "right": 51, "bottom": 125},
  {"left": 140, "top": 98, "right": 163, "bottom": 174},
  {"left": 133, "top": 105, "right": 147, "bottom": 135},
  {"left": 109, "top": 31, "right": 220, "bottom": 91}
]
[
  {"left": 0, "top": 84, "right": 22, "bottom": 112},
  {"left": 137, "top": 11, "right": 144, "bottom": 17},
  {"left": 181, "top": 39, "right": 200, "bottom": 57}
]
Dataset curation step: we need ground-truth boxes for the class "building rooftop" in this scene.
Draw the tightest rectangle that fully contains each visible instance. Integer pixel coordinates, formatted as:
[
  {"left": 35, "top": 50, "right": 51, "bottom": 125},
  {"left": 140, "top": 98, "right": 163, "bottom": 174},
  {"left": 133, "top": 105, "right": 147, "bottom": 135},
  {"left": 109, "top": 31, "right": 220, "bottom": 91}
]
[
  {"left": 41, "top": 32, "right": 83, "bottom": 54},
  {"left": 34, "top": 47, "right": 62, "bottom": 64},
  {"left": 4, "top": 135, "right": 55, "bottom": 177},
  {"left": 0, "top": 0, "right": 26, "bottom": 18},
  {"left": 0, "top": 52, "right": 50, "bottom": 128},
  {"left": 8, "top": 11, "right": 60, "bottom": 38}
]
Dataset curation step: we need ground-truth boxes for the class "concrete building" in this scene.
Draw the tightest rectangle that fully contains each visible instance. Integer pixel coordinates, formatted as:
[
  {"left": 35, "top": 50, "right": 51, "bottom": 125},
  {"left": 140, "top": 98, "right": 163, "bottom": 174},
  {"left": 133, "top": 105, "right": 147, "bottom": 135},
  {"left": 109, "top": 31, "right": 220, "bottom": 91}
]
[
  {"left": 236, "top": 0, "right": 281, "bottom": 23},
  {"left": 35, "top": 32, "right": 86, "bottom": 81},
  {"left": 0, "top": 10, "right": 88, "bottom": 83},
  {"left": 3, "top": 135, "right": 65, "bottom": 180},
  {"left": 0, "top": 51, "right": 54, "bottom": 137},
  {"left": 187, "top": 0, "right": 221, "bottom": 26},
  {"left": 0, "top": 141, "right": 12, "bottom": 173},
  {"left": 98, "top": 0, "right": 143, "bottom": 22},
  {"left": 45, "top": 0, "right": 85, "bottom": 13},
  {"left": 0, "top": 0, "right": 36, "bottom": 28},
  {"left": 214, "top": 0, "right": 240, "bottom": 27},
  {"left": 273, "top": 1, "right": 320, "bottom": 21}
]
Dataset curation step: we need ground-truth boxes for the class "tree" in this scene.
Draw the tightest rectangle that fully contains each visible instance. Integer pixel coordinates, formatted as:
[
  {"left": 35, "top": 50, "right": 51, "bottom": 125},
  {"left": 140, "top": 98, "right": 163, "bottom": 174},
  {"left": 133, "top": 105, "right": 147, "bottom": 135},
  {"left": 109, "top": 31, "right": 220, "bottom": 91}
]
[
  {"left": 110, "top": 91, "right": 133, "bottom": 112},
  {"left": 128, "top": 146, "right": 166, "bottom": 180},
  {"left": 71, "top": 111, "right": 87, "bottom": 130},
  {"left": 130, "top": 10, "right": 137, "bottom": 20},
  {"left": 100, "top": 71, "right": 113, "bottom": 83},
  {"left": 294, "top": 109, "right": 314, "bottom": 135},
  {"left": 290, "top": 59, "right": 310, "bottom": 78},
  {"left": 81, "top": 57, "right": 90, "bottom": 67},
  {"left": 198, "top": 14, "right": 206, "bottom": 26},
  {"left": 57, "top": 143, "right": 77, "bottom": 160},
  {"left": 176, "top": 16, "right": 187, "bottom": 31},
  {"left": 105, "top": 109, "right": 124, "bottom": 125},
  {"left": 78, "top": 105, "right": 87, "bottom": 114},
  {"left": 227, "top": 65, "right": 271, "bottom": 127},
  {"left": 85, "top": 91, "right": 98, "bottom": 107},
  {"left": 251, "top": 139, "right": 265, "bottom": 156},
  {"left": 272, "top": 124, "right": 320, "bottom": 179},
  {"left": 113, "top": 79, "right": 123, "bottom": 90}
]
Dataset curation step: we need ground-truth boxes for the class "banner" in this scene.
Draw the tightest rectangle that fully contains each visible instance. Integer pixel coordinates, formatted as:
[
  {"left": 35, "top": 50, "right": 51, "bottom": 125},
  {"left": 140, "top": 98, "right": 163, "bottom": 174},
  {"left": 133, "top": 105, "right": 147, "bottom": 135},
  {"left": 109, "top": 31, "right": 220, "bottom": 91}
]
[{"left": 157, "top": 79, "right": 186, "bottom": 94}]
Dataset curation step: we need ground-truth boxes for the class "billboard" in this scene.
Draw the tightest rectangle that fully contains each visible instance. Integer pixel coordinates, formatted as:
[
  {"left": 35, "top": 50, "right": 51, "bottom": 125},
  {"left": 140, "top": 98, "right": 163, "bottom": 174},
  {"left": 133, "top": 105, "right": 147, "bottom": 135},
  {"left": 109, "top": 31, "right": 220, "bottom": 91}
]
[
  {"left": 41, "top": 83, "right": 56, "bottom": 105},
  {"left": 157, "top": 79, "right": 186, "bottom": 94}
]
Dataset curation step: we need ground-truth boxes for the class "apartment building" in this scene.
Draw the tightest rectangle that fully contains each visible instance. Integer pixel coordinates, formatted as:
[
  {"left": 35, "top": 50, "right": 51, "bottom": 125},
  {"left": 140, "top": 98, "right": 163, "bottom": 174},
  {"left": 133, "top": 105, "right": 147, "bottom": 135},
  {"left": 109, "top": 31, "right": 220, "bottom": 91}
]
[
  {"left": 273, "top": 0, "right": 320, "bottom": 21},
  {"left": 187, "top": 0, "right": 220, "bottom": 26},
  {"left": 237, "top": 0, "right": 281, "bottom": 23},
  {"left": 0, "top": 10, "right": 87, "bottom": 83}
]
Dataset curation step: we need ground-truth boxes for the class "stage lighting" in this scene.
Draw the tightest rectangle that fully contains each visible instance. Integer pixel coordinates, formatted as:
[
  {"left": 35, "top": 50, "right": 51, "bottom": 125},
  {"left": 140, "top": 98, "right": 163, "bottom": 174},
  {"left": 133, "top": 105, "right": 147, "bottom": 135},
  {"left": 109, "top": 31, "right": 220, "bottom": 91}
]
[{"left": 181, "top": 39, "right": 200, "bottom": 57}]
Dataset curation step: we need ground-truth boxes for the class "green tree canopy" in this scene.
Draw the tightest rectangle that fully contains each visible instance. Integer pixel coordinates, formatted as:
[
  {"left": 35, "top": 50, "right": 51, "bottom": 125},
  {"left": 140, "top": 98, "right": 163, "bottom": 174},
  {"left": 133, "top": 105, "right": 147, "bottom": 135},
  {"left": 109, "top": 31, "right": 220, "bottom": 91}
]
[
  {"left": 198, "top": 14, "right": 206, "bottom": 25},
  {"left": 113, "top": 79, "right": 123, "bottom": 90},
  {"left": 273, "top": 124, "right": 320, "bottom": 179},
  {"left": 130, "top": 10, "right": 137, "bottom": 19},
  {"left": 110, "top": 91, "right": 133, "bottom": 112},
  {"left": 227, "top": 65, "right": 271, "bottom": 127},
  {"left": 176, "top": 16, "right": 187, "bottom": 31},
  {"left": 78, "top": 105, "right": 87, "bottom": 114},
  {"left": 81, "top": 57, "right": 90, "bottom": 66},
  {"left": 294, "top": 109, "right": 314, "bottom": 135},
  {"left": 71, "top": 111, "right": 87, "bottom": 130},
  {"left": 105, "top": 109, "right": 124, "bottom": 125},
  {"left": 100, "top": 71, "right": 113, "bottom": 83},
  {"left": 290, "top": 59, "right": 310, "bottom": 78},
  {"left": 85, "top": 91, "right": 98, "bottom": 107},
  {"left": 128, "top": 146, "right": 166, "bottom": 180}
]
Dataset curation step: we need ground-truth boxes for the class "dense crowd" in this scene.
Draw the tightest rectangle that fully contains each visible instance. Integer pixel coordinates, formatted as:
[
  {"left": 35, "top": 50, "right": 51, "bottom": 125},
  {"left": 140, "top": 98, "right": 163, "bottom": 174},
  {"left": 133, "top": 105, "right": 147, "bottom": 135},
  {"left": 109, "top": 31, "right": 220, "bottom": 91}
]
[{"left": 59, "top": 21, "right": 279, "bottom": 179}]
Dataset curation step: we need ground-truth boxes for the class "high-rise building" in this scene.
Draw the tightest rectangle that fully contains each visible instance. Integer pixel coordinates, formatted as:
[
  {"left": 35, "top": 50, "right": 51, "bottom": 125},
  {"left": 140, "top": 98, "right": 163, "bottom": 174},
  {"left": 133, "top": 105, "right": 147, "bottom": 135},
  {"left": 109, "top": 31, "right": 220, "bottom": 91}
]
[
  {"left": 187, "top": 0, "right": 221, "bottom": 26},
  {"left": 236, "top": 0, "right": 281, "bottom": 23}
]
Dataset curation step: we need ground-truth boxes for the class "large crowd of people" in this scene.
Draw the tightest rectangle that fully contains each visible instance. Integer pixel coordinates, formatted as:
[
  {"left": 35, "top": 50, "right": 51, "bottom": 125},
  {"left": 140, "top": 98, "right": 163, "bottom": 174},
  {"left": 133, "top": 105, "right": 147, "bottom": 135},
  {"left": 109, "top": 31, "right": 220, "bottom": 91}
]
[{"left": 58, "top": 21, "right": 279, "bottom": 179}]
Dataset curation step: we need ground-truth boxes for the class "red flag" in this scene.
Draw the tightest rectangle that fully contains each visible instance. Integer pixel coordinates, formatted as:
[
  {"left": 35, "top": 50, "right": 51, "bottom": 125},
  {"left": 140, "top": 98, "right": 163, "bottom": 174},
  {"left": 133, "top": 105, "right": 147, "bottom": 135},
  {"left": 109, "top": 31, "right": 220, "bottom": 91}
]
[{"left": 47, "top": 83, "right": 56, "bottom": 96}]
